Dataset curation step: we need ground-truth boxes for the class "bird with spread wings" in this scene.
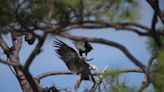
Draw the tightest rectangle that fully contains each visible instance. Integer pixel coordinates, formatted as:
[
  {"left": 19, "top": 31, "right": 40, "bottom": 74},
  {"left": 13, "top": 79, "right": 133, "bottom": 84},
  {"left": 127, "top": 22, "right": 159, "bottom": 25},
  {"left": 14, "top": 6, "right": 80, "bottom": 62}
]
[{"left": 53, "top": 39, "right": 96, "bottom": 88}]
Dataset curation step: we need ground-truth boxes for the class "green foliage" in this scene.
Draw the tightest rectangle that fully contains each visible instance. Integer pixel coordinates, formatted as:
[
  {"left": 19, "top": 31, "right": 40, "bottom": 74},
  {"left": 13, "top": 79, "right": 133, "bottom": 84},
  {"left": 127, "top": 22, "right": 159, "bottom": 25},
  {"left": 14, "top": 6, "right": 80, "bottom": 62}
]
[
  {"left": 146, "top": 38, "right": 159, "bottom": 54},
  {"left": 0, "top": 0, "right": 15, "bottom": 28},
  {"left": 0, "top": 0, "right": 162, "bottom": 91},
  {"left": 101, "top": 70, "right": 135, "bottom": 92},
  {"left": 62, "top": 0, "right": 81, "bottom": 7},
  {"left": 18, "top": 0, "right": 53, "bottom": 24},
  {"left": 105, "top": 0, "right": 140, "bottom": 23},
  {"left": 146, "top": 35, "right": 164, "bottom": 91},
  {"left": 150, "top": 48, "right": 164, "bottom": 92},
  {"left": 146, "top": 35, "right": 164, "bottom": 54},
  {"left": 0, "top": 0, "right": 141, "bottom": 30}
]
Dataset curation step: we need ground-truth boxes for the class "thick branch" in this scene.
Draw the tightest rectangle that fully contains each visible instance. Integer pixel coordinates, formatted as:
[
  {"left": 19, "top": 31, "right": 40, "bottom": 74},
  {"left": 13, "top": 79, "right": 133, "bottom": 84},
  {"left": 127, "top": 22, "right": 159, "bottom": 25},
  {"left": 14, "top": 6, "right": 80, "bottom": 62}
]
[
  {"left": 18, "top": 65, "right": 40, "bottom": 92},
  {"left": 57, "top": 32, "right": 147, "bottom": 73},
  {"left": 36, "top": 68, "right": 143, "bottom": 80},
  {"left": 10, "top": 36, "right": 40, "bottom": 92}
]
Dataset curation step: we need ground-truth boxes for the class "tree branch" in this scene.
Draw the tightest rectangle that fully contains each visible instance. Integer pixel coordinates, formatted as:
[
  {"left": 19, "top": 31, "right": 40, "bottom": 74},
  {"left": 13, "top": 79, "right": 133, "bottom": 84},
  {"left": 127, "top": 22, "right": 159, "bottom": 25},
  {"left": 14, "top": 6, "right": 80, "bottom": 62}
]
[
  {"left": 56, "top": 32, "right": 147, "bottom": 73},
  {"left": 45, "top": 20, "right": 164, "bottom": 42},
  {"left": 35, "top": 68, "right": 143, "bottom": 80},
  {"left": 150, "top": 11, "right": 161, "bottom": 48},
  {"left": 9, "top": 35, "right": 39, "bottom": 92},
  {"left": 116, "top": 22, "right": 150, "bottom": 31},
  {"left": 138, "top": 51, "right": 157, "bottom": 92},
  {"left": 24, "top": 33, "right": 47, "bottom": 70},
  {"left": 48, "top": 21, "right": 152, "bottom": 37},
  {"left": 62, "top": 22, "right": 151, "bottom": 36},
  {"left": 0, "top": 59, "right": 19, "bottom": 66},
  {"left": 146, "top": 0, "right": 164, "bottom": 24},
  {"left": 18, "top": 65, "right": 40, "bottom": 92}
]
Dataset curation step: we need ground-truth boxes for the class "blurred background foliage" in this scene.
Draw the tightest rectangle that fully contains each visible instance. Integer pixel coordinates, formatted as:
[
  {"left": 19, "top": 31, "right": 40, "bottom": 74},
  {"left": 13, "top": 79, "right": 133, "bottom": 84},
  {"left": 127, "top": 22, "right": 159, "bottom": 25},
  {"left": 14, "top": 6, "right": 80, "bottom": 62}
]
[
  {"left": 100, "top": 70, "right": 135, "bottom": 92},
  {"left": 0, "top": 0, "right": 140, "bottom": 31},
  {"left": 0, "top": 0, "right": 163, "bottom": 92}
]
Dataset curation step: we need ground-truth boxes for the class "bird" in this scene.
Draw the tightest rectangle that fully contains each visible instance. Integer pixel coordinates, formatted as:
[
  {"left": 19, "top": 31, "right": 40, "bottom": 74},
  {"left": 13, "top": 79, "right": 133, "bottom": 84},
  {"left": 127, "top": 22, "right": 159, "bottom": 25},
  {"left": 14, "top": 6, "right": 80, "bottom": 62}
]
[
  {"left": 53, "top": 39, "right": 95, "bottom": 82},
  {"left": 25, "top": 33, "right": 36, "bottom": 45},
  {"left": 73, "top": 41, "right": 93, "bottom": 57}
]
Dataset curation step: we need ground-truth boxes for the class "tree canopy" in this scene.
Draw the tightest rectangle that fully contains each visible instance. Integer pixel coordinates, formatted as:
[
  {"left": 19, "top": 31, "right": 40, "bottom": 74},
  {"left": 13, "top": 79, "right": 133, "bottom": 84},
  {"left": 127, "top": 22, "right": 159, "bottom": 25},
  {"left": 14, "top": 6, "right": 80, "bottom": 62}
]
[{"left": 0, "top": 0, "right": 164, "bottom": 92}]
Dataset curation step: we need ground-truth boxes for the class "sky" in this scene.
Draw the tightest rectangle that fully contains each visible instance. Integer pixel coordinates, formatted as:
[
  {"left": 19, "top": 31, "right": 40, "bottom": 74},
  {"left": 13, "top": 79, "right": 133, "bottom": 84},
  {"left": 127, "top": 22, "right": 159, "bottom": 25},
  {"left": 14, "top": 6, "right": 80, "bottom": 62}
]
[{"left": 0, "top": 0, "right": 163, "bottom": 92}]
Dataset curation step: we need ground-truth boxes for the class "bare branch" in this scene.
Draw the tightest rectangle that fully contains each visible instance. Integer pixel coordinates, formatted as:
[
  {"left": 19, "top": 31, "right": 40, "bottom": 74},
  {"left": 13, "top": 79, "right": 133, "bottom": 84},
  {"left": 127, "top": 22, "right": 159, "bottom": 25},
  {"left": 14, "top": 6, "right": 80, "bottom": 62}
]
[
  {"left": 45, "top": 21, "right": 164, "bottom": 43},
  {"left": 150, "top": 12, "right": 161, "bottom": 48},
  {"left": 0, "top": 59, "right": 19, "bottom": 66},
  {"left": 24, "top": 33, "right": 47, "bottom": 70},
  {"left": 116, "top": 22, "right": 150, "bottom": 31},
  {"left": 17, "top": 65, "right": 40, "bottom": 92},
  {"left": 0, "top": 59, "right": 40, "bottom": 92},
  {"left": 146, "top": 0, "right": 164, "bottom": 24},
  {"left": 47, "top": 21, "right": 152, "bottom": 37},
  {"left": 62, "top": 22, "right": 151, "bottom": 36},
  {"left": 36, "top": 70, "right": 73, "bottom": 80},
  {"left": 56, "top": 32, "right": 147, "bottom": 73},
  {"left": 9, "top": 35, "right": 40, "bottom": 92},
  {"left": 35, "top": 68, "right": 143, "bottom": 80}
]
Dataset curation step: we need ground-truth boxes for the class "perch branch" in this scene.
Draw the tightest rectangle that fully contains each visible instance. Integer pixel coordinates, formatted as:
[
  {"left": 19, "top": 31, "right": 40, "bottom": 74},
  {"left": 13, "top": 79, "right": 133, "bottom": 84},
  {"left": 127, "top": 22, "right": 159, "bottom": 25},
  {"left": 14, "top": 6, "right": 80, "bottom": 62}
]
[{"left": 36, "top": 68, "right": 143, "bottom": 80}]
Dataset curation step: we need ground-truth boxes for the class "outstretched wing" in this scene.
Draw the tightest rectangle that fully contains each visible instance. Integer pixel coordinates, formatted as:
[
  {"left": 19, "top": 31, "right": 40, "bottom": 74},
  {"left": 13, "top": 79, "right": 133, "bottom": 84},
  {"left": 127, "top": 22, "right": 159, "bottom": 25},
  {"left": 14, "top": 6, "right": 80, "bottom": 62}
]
[{"left": 53, "top": 39, "right": 80, "bottom": 72}]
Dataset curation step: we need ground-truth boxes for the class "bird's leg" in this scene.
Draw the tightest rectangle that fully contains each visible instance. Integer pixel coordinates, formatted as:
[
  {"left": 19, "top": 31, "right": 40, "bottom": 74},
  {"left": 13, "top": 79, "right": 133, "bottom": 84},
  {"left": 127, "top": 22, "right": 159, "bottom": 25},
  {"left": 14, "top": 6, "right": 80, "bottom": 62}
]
[
  {"left": 85, "top": 52, "right": 88, "bottom": 57},
  {"left": 74, "top": 75, "right": 82, "bottom": 91},
  {"left": 90, "top": 75, "right": 96, "bottom": 89},
  {"left": 79, "top": 50, "right": 83, "bottom": 56}
]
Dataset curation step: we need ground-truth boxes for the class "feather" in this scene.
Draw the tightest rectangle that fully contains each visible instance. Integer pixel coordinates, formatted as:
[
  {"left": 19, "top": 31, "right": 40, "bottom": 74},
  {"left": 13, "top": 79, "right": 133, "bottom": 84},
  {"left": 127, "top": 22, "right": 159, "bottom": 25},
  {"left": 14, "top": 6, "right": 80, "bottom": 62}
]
[
  {"left": 53, "top": 40, "right": 80, "bottom": 73},
  {"left": 73, "top": 41, "right": 93, "bottom": 56},
  {"left": 53, "top": 39, "right": 95, "bottom": 85}
]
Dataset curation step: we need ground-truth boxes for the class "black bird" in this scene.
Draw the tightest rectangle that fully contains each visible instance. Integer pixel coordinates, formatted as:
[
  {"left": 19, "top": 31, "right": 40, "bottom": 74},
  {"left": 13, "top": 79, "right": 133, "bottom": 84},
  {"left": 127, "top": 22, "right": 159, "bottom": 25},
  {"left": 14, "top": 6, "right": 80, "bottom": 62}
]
[
  {"left": 74, "top": 41, "right": 93, "bottom": 56},
  {"left": 25, "top": 33, "right": 36, "bottom": 45},
  {"left": 53, "top": 40, "right": 95, "bottom": 81}
]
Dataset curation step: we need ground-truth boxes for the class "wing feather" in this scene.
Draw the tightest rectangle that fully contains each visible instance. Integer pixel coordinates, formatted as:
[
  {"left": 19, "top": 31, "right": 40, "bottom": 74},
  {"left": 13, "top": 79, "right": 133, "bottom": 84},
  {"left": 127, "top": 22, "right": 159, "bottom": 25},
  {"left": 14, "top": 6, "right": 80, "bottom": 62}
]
[{"left": 53, "top": 39, "right": 80, "bottom": 72}]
